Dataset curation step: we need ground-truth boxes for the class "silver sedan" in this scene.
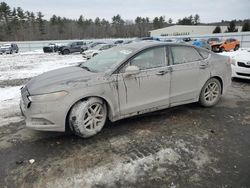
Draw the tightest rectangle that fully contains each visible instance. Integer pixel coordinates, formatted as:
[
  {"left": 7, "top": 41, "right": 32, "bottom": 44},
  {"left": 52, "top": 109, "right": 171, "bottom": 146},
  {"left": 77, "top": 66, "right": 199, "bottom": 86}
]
[{"left": 20, "top": 42, "right": 232, "bottom": 138}]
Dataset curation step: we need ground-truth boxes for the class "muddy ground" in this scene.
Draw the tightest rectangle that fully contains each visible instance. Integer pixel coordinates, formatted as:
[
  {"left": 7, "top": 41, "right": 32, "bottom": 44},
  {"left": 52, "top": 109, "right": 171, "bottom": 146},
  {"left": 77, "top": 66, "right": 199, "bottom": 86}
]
[{"left": 0, "top": 78, "right": 250, "bottom": 188}]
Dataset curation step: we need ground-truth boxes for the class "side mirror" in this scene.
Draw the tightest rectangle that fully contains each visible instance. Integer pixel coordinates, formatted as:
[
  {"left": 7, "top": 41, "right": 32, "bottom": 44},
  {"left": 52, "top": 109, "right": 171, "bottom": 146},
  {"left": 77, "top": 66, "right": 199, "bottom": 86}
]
[{"left": 124, "top": 65, "right": 140, "bottom": 76}]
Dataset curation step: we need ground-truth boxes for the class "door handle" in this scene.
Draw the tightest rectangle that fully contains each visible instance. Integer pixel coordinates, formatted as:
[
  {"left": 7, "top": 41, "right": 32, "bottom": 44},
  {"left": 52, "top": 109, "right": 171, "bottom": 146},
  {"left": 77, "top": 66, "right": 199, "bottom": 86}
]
[
  {"left": 156, "top": 70, "right": 169, "bottom": 75},
  {"left": 199, "top": 62, "right": 209, "bottom": 69}
]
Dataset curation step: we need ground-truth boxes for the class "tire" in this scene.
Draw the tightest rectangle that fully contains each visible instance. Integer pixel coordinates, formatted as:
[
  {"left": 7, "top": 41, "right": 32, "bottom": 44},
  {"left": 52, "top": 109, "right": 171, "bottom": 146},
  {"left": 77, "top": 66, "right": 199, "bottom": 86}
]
[
  {"left": 10, "top": 50, "right": 13, "bottom": 54},
  {"left": 199, "top": 78, "right": 222, "bottom": 107},
  {"left": 234, "top": 45, "right": 239, "bottom": 51},
  {"left": 69, "top": 97, "right": 107, "bottom": 138},
  {"left": 62, "top": 49, "right": 70, "bottom": 55},
  {"left": 220, "top": 47, "right": 225, "bottom": 52}
]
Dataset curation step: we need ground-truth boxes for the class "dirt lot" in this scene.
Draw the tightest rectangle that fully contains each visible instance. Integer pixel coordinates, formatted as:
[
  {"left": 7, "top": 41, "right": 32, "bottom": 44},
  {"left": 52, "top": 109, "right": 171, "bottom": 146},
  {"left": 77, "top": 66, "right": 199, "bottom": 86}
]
[{"left": 0, "top": 78, "right": 249, "bottom": 188}]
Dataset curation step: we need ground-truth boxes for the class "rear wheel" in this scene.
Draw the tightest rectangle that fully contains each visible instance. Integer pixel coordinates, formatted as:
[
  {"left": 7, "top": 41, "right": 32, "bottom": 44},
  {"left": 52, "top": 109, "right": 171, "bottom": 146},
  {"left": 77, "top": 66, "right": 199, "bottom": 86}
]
[
  {"left": 234, "top": 45, "right": 239, "bottom": 51},
  {"left": 199, "top": 78, "right": 222, "bottom": 107},
  {"left": 69, "top": 98, "right": 107, "bottom": 138},
  {"left": 220, "top": 47, "right": 225, "bottom": 52}
]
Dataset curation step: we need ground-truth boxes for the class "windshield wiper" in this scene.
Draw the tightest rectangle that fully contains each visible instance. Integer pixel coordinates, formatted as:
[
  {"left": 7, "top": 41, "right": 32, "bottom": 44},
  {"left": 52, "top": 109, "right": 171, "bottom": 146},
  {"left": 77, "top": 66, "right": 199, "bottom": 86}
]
[{"left": 81, "top": 66, "right": 91, "bottom": 71}]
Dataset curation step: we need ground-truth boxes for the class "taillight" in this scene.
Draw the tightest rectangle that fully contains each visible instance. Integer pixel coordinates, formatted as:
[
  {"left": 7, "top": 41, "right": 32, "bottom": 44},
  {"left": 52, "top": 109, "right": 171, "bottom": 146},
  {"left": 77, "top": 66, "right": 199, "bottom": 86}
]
[{"left": 227, "top": 57, "right": 236, "bottom": 65}]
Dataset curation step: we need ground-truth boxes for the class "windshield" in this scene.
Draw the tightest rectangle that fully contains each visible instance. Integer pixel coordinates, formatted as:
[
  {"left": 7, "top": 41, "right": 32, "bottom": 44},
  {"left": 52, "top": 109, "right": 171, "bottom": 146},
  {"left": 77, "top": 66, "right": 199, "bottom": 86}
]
[
  {"left": 92, "top": 44, "right": 104, "bottom": 50},
  {"left": 80, "top": 47, "right": 134, "bottom": 72}
]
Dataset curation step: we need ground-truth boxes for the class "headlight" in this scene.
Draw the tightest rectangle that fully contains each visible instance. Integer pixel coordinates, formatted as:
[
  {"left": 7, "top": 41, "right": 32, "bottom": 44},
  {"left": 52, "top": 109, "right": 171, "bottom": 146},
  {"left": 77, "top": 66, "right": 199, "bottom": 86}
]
[{"left": 28, "top": 91, "right": 68, "bottom": 102}]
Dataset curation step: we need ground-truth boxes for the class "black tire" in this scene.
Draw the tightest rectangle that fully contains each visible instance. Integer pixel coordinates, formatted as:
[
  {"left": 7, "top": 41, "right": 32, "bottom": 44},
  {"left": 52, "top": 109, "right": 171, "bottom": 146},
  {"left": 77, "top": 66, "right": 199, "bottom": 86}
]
[
  {"left": 69, "top": 97, "right": 107, "bottom": 138},
  {"left": 10, "top": 50, "right": 13, "bottom": 54},
  {"left": 199, "top": 78, "right": 222, "bottom": 107},
  {"left": 62, "top": 49, "right": 70, "bottom": 55},
  {"left": 234, "top": 45, "right": 239, "bottom": 51}
]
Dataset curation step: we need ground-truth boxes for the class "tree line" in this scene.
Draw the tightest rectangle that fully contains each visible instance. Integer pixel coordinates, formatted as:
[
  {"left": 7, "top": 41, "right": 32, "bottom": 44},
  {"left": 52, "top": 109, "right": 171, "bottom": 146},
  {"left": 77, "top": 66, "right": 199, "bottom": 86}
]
[
  {"left": 213, "top": 20, "right": 250, "bottom": 33},
  {"left": 0, "top": 1, "right": 249, "bottom": 41}
]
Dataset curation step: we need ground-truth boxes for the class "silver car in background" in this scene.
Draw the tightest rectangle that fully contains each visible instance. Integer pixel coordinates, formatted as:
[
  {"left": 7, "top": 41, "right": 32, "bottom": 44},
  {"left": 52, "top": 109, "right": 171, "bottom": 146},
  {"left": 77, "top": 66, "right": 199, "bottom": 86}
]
[
  {"left": 82, "top": 44, "right": 116, "bottom": 59},
  {"left": 20, "top": 42, "right": 232, "bottom": 138}
]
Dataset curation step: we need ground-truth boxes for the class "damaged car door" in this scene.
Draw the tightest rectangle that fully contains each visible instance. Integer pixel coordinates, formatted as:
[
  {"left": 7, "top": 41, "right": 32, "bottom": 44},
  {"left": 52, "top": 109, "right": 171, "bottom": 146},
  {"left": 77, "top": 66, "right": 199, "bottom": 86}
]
[
  {"left": 117, "top": 46, "right": 171, "bottom": 116},
  {"left": 169, "top": 46, "right": 210, "bottom": 106}
]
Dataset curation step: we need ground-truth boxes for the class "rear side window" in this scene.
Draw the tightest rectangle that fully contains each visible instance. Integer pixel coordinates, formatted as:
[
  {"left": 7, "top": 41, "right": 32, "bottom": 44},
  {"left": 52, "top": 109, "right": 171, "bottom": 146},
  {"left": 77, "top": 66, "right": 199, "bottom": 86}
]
[
  {"left": 171, "top": 46, "right": 203, "bottom": 65},
  {"left": 77, "top": 42, "right": 83, "bottom": 45}
]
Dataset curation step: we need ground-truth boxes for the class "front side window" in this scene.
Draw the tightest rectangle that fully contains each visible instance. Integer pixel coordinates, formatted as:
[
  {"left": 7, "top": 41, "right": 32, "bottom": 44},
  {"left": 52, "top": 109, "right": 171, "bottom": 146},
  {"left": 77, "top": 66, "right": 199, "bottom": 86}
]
[
  {"left": 130, "top": 47, "right": 166, "bottom": 70},
  {"left": 171, "top": 46, "right": 202, "bottom": 65}
]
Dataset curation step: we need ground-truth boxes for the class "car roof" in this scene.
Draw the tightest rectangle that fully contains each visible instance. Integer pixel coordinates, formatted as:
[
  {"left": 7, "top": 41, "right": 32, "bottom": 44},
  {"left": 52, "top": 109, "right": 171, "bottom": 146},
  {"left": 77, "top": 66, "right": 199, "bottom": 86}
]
[{"left": 119, "top": 41, "right": 193, "bottom": 51}]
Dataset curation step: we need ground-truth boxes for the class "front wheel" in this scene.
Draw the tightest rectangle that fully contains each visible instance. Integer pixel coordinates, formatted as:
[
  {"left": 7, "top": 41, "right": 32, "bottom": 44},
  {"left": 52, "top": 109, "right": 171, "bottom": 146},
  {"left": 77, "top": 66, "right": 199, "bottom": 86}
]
[
  {"left": 62, "top": 49, "right": 70, "bottom": 55},
  {"left": 69, "top": 98, "right": 107, "bottom": 138},
  {"left": 199, "top": 78, "right": 222, "bottom": 107}
]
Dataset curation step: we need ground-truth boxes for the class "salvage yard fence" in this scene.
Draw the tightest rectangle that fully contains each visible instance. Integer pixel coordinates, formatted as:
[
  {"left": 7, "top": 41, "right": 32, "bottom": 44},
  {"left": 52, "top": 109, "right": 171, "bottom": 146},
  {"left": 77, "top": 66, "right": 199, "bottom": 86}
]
[
  {"left": 156, "top": 31, "right": 250, "bottom": 48},
  {"left": 0, "top": 32, "right": 250, "bottom": 52}
]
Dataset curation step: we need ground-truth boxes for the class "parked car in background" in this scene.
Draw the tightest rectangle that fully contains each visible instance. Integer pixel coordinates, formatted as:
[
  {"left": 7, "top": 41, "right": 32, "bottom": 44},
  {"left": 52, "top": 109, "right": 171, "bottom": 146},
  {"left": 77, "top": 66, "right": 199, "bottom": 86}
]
[
  {"left": 80, "top": 42, "right": 106, "bottom": 53},
  {"left": 114, "top": 40, "right": 124, "bottom": 45},
  {"left": 43, "top": 43, "right": 61, "bottom": 53},
  {"left": 82, "top": 44, "right": 116, "bottom": 59},
  {"left": 211, "top": 38, "right": 240, "bottom": 52},
  {"left": 0, "top": 43, "right": 19, "bottom": 54},
  {"left": 231, "top": 50, "right": 250, "bottom": 80},
  {"left": 123, "top": 40, "right": 134, "bottom": 44},
  {"left": 135, "top": 37, "right": 160, "bottom": 42},
  {"left": 192, "top": 39, "right": 211, "bottom": 50},
  {"left": 207, "top": 38, "right": 220, "bottom": 45},
  {"left": 20, "top": 42, "right": 232, "bottom": 138},
  {"left": 59, "top": 41, "right": 86, "bottom": 55}
]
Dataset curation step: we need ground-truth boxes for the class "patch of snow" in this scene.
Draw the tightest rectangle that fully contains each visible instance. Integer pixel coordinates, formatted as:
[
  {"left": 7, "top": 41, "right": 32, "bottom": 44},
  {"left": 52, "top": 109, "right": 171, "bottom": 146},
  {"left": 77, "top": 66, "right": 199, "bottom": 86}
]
[
  {"left": 46, "top": 148, "right": 180, "bottom": 188},
  {"left": 0, "top": 86, "right": 22, "bottom": 126},
  {"left": 0, "top": 53, "right": 84, "bottom": 80}
]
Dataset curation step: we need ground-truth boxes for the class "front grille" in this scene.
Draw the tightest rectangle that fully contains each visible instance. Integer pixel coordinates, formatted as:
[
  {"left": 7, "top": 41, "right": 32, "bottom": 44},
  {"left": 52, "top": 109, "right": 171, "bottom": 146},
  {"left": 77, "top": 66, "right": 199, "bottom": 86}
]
[
  {"left": 236, "top": 72, "right": 250, "bottom": 77},
  {"left": 238, "top": 62, "right": 250, "bottom": 68}
]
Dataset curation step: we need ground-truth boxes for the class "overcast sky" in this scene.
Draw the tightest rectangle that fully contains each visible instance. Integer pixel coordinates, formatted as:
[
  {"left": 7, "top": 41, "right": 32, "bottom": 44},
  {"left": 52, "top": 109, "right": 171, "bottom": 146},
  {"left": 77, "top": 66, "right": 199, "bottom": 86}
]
[{"left": 5, "top": 0, "right": 250, "bottom": 23}]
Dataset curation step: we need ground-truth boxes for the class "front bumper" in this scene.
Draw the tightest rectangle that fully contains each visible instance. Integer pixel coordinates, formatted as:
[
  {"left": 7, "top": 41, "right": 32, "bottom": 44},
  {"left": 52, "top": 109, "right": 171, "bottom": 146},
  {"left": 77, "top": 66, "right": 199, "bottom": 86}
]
[
  {"left": 232, "top": 65, "right": 250, "bottom": 80},
  {"left": 20, "top": 88, "right": 66, "bottom": 132}
]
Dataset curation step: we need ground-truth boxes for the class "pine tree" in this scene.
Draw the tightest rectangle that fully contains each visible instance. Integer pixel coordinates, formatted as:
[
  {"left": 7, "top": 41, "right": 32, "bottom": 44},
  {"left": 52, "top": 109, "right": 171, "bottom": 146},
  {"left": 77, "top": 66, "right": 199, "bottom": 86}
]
[
  {"left": 194, "top": 14, "right": 200, "bottom": 25},
  {"left": 213, "top": 26, "right": 221, "bottom": 33},
  {"left": 36, "top": 11, "right": 46, "bottom": 37},
  {"left": 227, "top": 20, "right": 238, "bottom": 32},
  {"left": 242, "top": 22, "right": 250, "bottom": 32}
]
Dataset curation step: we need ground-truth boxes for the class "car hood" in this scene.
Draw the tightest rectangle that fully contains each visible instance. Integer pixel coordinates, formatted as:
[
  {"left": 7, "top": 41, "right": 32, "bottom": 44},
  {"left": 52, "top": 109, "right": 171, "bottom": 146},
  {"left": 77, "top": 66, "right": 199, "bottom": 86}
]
[
  {"left": 211, "top": 42, "right": 223, "bottom": 46},
  {"left": 84, "top": 50, "right": 99, "bottom": 54},
  {"left": 26, "top": 66, "right": 103, "bottom": 95}
]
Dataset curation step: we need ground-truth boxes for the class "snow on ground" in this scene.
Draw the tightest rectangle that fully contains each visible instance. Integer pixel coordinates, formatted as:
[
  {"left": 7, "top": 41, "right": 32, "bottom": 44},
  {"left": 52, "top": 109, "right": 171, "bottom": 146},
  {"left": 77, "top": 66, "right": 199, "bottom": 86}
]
[
  {"left": 0, "top": 51, "right": 83, "bottom": 126},
  {"left": 0, "top": 51, "right": 84, "bottom": 80}
]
